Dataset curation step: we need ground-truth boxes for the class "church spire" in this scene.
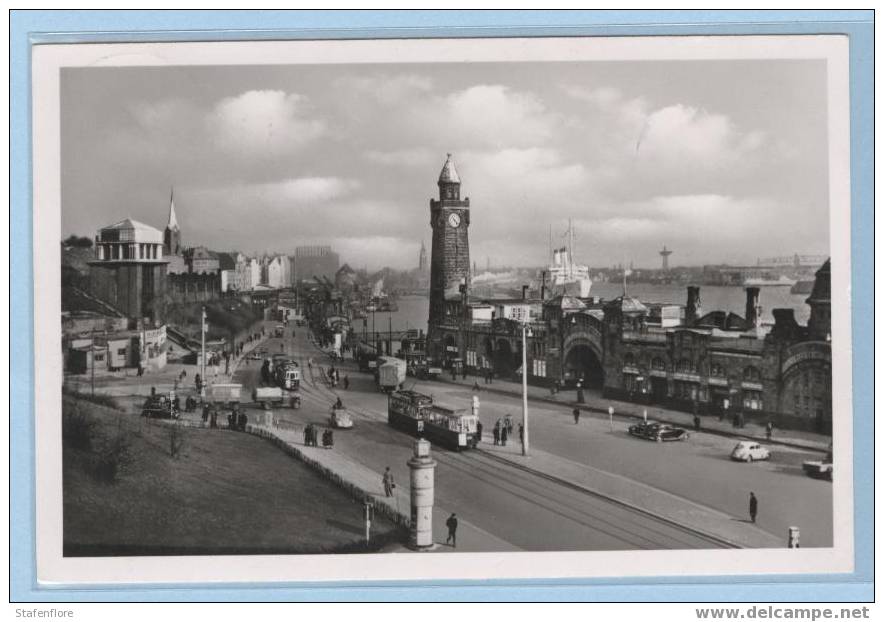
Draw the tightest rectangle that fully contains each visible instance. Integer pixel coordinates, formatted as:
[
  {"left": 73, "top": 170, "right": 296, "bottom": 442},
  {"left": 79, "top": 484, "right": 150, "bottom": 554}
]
[{"left": 167, "top": 187, "right": 179, "bottom": 230}]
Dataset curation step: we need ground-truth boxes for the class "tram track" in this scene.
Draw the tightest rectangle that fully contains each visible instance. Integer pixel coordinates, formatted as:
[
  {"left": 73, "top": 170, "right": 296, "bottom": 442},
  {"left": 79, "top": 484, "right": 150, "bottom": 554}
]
[{"left": 257, "top": 328, "right": 736, "bottom": 550}]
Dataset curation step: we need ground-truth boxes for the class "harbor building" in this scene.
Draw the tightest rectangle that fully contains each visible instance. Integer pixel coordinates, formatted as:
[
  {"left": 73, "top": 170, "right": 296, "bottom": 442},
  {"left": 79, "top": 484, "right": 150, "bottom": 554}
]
[{"left": 424, "top": 155, "right": 832, "bottom": 433}]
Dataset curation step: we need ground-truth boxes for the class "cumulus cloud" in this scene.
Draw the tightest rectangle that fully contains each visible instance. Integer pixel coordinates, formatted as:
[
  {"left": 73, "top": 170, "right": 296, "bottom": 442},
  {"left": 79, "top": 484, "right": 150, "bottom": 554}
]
[{"left": 206, "top": 90, "right": 326, "bottom": 157}]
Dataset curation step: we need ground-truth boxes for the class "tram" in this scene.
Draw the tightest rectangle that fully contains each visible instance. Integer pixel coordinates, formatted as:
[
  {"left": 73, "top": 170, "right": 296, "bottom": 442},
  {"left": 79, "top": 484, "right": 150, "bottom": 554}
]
[{"left": 387, "top": 390, "right": 480, "bottom": 451}]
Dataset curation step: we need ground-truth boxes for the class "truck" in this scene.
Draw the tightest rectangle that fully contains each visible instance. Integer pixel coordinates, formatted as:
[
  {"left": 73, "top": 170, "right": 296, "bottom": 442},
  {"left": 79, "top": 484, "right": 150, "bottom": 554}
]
[
  {"left": 252, "top": 386, "right": 301, "bottom": 410},
  {"left": 376, "top": 357, "right": 407, "bottom": 393},
  {"left": 206, "top": 383, "right": 243, "bottom": 405}
]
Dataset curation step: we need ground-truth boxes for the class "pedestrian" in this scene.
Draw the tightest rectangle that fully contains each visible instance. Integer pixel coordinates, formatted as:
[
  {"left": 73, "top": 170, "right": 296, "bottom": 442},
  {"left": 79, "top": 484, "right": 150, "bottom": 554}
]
[
  {"left": 334, "top": 396, "right": 344, "bottom": 409},
  {"left": 472, "top": 379, "right": 481, "bottom": 392},
  {"left": 693, "top": 414, "right": 701, "bottom": 432},
  {"left": 383, "top": 467, "right": 395, "bottom": 497},
  {"left": 573, "top": 407, "right": 580, "bottom": 424},
  {"left": 766, "top": 421, "right": 773, "bottom": 441},
  {"left": 451, "top": 367, "right": 457, "bottom": 381},
  {"left": 202, "top": 403, "right": 210, "bottom": 424},
  {"left": 237, "top": 410, "right": 248, "bottom": 431},
  {"left": 343, "top": 375, "right": 350, "bottom": 390},
  {"left": 227, "top": 412, "right": 235, "bottom": 429},
  {"left": 462, "top": 367, "right": 467, "bottom": 381},
  {"left": 210, "top": 410, "right": 217, "bottom": 429},
  {"left": 445, "top": 513, "right": 458, "bottom": 548},
  {"left": 492, "top": 426, "right": 500, "bottom": 446},
  {"left": 476, "top": 420, "right": 483, "bottom": 443},
  {"left": 194, "top": 374, "right": 202, "bottom": 393},
  {"left": 500, "top": 425, "right": 508, "bottom": 446},
  {"left": 334, "top": 368, "right": 340, "bottom": 386},
  {"left": 749, "top": 492, "right": 758, "bottom": 523},
  {"left": 505, "top": 414, "right": 514, "bottom": 436},
  {"left": 519, "top": 422, "right": 524, "bottom": 444}
]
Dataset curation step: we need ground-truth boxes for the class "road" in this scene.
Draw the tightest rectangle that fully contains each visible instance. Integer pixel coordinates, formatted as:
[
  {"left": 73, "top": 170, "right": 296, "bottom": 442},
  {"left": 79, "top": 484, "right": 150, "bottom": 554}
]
[{"left": 234, "top": 324, "right": 727, "bottom": 551}]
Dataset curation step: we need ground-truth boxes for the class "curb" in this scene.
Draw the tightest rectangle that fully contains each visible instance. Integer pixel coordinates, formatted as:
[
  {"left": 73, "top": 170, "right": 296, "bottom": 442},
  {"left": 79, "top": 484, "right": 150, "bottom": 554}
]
[{"left": 436, "top": 379, "right": 828, "bottom": 453}]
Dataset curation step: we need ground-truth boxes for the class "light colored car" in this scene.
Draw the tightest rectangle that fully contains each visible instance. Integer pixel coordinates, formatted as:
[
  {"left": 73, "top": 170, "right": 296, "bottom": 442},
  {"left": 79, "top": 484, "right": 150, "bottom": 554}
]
[
  {"left": 329, "top": 407, "right": 354, "bottom": 429},
  {"left": 730, "top": 441, "right": 771, "bottom": 462}
]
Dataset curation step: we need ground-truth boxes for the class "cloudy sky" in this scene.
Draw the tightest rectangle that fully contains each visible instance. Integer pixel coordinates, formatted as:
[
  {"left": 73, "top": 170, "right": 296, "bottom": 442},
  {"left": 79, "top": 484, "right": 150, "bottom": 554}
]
[{"left": 61, "top": 59, "right": 830, "bottom": 270}]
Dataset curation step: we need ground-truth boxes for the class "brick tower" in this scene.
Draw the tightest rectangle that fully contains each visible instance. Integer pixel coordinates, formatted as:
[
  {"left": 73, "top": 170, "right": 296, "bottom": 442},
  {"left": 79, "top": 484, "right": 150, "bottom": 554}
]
[{"left": 428, "top": 154, "right": 471, "bottom": 358}]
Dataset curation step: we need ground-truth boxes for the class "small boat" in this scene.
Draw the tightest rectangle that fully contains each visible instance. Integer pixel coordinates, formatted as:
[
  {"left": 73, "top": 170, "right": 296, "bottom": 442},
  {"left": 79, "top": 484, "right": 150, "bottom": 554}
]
[{"left": 744, "top": 275, "right": 797, "bottom": 287}]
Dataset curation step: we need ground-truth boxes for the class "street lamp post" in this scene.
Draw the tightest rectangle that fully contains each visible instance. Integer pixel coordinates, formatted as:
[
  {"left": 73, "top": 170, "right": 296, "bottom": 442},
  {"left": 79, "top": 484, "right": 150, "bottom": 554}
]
[{"left": 521, "top": 321, "right": 532, "bottom": 457}]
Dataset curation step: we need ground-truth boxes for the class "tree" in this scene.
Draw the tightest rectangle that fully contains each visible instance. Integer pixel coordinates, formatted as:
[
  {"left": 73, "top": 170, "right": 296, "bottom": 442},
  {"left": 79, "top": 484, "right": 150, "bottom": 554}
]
[{"left": 64, "top": 234, "right": 93, "bottom": 248}]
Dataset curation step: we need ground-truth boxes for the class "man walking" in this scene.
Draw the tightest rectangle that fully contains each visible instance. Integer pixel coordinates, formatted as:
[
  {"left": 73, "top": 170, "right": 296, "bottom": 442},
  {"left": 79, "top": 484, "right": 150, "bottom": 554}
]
[
  {"left": 765, "top": 421, "right": 773, "bottom": 441},
  {"left": 573, "top": 407, "right": 581, "bottom": 424},
  {"left": 476, "top": 420, "right": 483, "bottom": 444},
  {"left": 445, "top": 513, "right": 458, "bottom": 548},
  {"left": 749, "top": 492, "right": 758, "bottom": 523},
  {"left": 383, "top": 467, "right": 395, "bottom": 497}
]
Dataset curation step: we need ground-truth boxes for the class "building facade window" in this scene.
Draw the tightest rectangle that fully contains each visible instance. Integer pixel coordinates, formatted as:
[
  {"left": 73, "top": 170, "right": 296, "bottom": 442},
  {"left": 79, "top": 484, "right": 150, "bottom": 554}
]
[
  {"left": 673, "top": 380, "right": 697, "bottom": 400},
  {"left": 676, "top": 358, "right": 694, "bottom": 373},
  {"left": 624, "top": 352, "right": 635, "bottom": 367},
  {"left": 710, "top": 363, "right": 725, "bottom": 377},
  {"left": 743, "top": 366, "right": 761, "bottom": 382},
  {"left": 743, "top": 390, "right": 763, "bottom": 411},
  {"left": 651, "top": 357, "right": 666, "bottom": 371}
]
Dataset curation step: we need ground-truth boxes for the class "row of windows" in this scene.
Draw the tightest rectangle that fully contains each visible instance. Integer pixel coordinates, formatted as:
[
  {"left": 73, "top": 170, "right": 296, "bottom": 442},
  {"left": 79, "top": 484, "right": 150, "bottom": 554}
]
[
  {"left": 625, "top": 352, "right": 761, "bottom": 380},
  {"left": 627, "top": 375, "right": 765, "bottom": 410}
]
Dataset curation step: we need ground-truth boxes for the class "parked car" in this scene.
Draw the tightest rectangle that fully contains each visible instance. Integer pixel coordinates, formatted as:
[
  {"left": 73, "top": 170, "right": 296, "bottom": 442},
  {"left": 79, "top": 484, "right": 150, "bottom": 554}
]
[
  {"left": 730, "top": 440, "right": 771, "bottom": 462},
  {"left": 628, "top": 421, "right": 689, "bottom": 442},
  {"left": 803, "top": 447, "right": 833, "bottom": 480}
]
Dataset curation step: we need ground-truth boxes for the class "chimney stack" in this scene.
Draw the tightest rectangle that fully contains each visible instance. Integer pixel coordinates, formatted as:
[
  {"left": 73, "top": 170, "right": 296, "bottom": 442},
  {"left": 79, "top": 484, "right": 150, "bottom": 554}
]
[
  {"left": 744, "top": 286, "right": 760, "bottom": 329},
  {"left": 685, "top": 286, "right": 701, "bottom": 325}
]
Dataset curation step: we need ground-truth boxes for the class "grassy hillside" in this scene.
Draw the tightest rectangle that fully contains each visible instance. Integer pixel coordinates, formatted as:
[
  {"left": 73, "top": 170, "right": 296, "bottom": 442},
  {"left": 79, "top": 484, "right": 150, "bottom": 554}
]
[
  {"left": 63, "top": 397, "right": 403, "bottom": 556},
  {"left": 164, "top": 298, "right": 262, "bottom": 342}
]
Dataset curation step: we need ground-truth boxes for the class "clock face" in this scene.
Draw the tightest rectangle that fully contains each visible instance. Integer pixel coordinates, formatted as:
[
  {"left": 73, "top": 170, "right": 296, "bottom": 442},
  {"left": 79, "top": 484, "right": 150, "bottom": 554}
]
[{"left": 447, "top": 212, "right": 461, "bottom": 228}]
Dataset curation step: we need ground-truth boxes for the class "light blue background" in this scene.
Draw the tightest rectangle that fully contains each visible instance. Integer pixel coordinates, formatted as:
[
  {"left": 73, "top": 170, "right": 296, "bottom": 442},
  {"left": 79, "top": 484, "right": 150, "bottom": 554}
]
[{"left": 10, "top": 10, "right": 874, "bottom": 602}]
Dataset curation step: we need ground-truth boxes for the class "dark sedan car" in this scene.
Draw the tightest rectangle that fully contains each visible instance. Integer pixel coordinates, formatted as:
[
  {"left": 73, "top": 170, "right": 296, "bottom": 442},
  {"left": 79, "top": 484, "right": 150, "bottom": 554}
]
[{"left": 628, "top": 421, "right": 689, "bottom": 442}]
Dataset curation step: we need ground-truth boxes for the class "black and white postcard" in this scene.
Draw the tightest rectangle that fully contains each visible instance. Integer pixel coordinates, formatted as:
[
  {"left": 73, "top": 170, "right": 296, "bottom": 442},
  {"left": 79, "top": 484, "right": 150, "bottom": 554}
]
[{"left": 32, "top": 34, "right": 853, "bottom": 585}]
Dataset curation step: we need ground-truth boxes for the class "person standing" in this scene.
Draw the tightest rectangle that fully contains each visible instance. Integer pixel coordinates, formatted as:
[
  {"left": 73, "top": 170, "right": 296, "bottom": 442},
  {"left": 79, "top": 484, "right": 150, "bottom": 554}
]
[
  {"left": 476, "top": 420, "right": 483, "bottom": 444},
  {"left": 343, "top": 375, "right": 350, "bottom": 390},
  {"left": 765, "top": 421, "right": 773, "bottom": 441},
  {"left": 500, "top": 425, "right": 508, "bottom": 447},
  {"left": 492, "top": 425, "right": 500, "bottom": 446},
  {"left": 573, "top": 407, "right": 581, "bottom": 424},
  {"left": 518, "top": 422, "right": 524, "bottom": 445},
  {"left": 749, "top": 492, "right": 758, "bottom": 523},
  {"left": 445, "top": 513, "right": 458, "bottom": 548},
  {"left": 383, "top": 467, "right": 395, "bottom": 497},
  {"left": 693, "top": 414, "right": 701, "bottom": 432}
]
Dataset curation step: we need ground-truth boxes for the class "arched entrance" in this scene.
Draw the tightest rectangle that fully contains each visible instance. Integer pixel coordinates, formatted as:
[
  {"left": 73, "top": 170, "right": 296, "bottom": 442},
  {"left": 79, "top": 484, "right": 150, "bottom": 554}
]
[
  {"left": 494, "top": 338, "right": 516, "bottom": 377},
  {"left": 563, "top": 344, "right": 604, "bottom": 389}
]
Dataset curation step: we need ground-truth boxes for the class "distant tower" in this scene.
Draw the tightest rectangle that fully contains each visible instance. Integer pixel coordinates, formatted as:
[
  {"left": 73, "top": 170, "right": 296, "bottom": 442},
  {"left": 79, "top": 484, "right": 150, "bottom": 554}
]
[
  {"left": 428, "top": 154, "right": 471, "bottom": 355},
  {"left": 418, "top": 240, "right": 428, "bottom": 272},
  {"left": 163, "top": 188, "right": 182, "bottom": 256},
  {"left": 660, "top": 245, "right": 673, "bottom": 271}
]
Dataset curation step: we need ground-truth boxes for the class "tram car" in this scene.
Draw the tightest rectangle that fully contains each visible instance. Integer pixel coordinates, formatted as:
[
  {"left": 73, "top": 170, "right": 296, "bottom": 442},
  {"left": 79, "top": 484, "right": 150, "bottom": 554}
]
[{"left": 387, "top": 390, "right": 480, "bottom": 451}]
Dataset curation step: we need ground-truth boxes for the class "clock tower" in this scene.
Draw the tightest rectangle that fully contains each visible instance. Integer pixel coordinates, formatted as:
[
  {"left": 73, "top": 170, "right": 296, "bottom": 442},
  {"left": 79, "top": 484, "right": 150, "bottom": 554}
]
[{"left": 428, "top": 154, "right": 471, "bottom": 358}]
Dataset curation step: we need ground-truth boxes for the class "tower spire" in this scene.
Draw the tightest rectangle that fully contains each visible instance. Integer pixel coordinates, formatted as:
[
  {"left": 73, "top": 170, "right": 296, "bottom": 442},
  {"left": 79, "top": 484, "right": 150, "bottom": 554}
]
[{"left": 167, "top": 187, "right": 179, "bottom": 230}]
